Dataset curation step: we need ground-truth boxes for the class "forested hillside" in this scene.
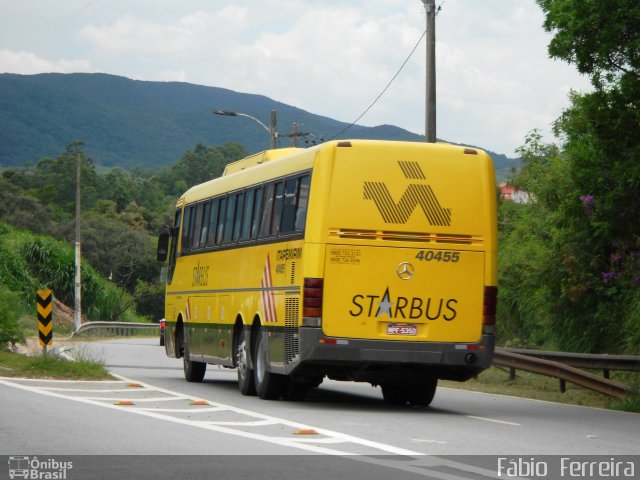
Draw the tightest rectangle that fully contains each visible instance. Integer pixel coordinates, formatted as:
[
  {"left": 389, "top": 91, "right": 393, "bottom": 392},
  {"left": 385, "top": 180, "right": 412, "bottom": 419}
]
[{"left": 0, "top": 73, "right": 518, "bottom": 178}]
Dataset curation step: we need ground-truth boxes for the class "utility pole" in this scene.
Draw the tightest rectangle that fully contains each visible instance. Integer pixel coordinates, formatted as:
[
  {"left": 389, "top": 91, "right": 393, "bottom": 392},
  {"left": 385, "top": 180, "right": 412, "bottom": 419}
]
[
  {"left": 423, "top": 0, "right": 437, "bottom": 143},
  {"left": 74, "top": 153, "right": 82, "bottom": 330},
  {"left": 270, "top": 110, "right": 277, "bottom": 149},
  {"left": 280, "top": 123, "right": 309, "bottom": 147}
]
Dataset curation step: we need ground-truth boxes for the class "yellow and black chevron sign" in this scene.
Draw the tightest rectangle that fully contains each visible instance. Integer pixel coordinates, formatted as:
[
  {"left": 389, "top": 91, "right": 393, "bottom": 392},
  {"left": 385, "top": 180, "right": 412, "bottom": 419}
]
[{"left": 37, "top": 289, "right": 53, "bottom": 347}]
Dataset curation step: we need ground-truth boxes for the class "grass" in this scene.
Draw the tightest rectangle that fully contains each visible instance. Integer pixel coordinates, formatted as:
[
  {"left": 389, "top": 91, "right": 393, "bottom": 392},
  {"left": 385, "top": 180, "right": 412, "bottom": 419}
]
[
  {"left": 441, "top": 366, "right": 640, "bottom": 412},
  {"left": 0, "top": 348, "right": 113, "bottom": 380}
]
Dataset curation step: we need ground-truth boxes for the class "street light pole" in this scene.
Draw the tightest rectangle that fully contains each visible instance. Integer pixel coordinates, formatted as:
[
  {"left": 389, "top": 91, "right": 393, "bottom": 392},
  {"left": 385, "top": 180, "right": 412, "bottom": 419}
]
[
  {"left": 423, "top": 0, "right": 436, "bottom": 143},
  {"left": 213, "top": 110, "right": 278, "bottom": 149},
  {"left": 74, "top": 152, "right": 82, "bottom": 330}
]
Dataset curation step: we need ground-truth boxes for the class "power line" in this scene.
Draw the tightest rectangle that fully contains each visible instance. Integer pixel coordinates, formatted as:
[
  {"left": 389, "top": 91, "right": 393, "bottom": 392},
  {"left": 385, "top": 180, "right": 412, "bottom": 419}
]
[{"left": 326, "top": 29, "right": 427, "bottom": 141}]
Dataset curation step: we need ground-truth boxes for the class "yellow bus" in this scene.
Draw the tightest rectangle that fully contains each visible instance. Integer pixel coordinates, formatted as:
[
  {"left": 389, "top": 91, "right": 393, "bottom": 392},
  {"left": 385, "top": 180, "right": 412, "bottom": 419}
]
[{"left": 157, "top": 139, "right": 497, "bottom": 406}]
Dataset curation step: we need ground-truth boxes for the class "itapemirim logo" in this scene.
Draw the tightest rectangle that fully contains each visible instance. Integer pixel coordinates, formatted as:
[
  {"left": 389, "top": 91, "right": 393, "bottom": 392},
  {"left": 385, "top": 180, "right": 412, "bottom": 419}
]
[
  {"left": 363, "top": 161, "right": 452, "bottom": 226},
  {"left": 8, "top": 456, "right": 73, "bottom": 480}
]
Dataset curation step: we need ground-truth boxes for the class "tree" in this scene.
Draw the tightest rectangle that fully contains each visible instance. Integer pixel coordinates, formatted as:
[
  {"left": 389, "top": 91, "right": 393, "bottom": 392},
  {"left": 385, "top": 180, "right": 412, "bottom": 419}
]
[
  {"left": 537, "top": 0, "right": 640, "bottom": 85},
  {"left": 503, "top": 1, "right": 640, "bottom": 352},
  {"left": 30, "top": 141, "right": 100, "bottom": 215},
  {"left": 166, "top": 142, "right": 248, "bottom": 189}
]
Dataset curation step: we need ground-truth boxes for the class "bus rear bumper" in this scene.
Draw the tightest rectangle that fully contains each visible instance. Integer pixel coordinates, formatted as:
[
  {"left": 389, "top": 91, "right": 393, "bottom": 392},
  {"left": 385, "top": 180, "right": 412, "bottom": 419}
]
[{"left": 295, "top": 328, "right": 495, "bottom": 382}]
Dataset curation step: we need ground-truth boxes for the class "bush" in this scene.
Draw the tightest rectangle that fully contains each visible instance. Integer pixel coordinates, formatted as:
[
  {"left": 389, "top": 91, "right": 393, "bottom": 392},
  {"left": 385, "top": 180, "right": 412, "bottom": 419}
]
[
  {"left": 0, "top": 285, "right": 26, "bottom": 349},
  {"left": 134, "top": 280, "right": 165, "bottom": 321},
  {"left": 20, "top": 237, "right": 136, "bottom": 322}
]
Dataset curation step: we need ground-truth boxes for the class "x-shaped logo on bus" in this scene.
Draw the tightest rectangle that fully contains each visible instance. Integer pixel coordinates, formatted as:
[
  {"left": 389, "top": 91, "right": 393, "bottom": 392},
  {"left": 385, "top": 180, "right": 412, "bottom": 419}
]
[{"left": 363, "top": 161, "right": 452, "bottom": 226}]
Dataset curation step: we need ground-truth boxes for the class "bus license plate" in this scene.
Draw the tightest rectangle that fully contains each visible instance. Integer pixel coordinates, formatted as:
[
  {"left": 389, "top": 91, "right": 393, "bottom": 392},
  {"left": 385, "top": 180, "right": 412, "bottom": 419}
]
[{"left": 386, "top": 324, "right": 417, "bottom": 336}]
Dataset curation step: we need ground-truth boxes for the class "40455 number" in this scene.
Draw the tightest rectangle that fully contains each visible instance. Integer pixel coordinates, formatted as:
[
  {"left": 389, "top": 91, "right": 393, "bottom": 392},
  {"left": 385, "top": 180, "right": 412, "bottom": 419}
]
[{"left": 415, "top": 250, "right": 460, "bottom": 263}]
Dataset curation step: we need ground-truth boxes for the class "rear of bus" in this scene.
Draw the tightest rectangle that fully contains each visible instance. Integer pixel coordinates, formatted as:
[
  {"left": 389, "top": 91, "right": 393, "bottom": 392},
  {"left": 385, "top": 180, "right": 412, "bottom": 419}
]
[{"left": 297, "top": 140, "right": 497, "bottom": 401}]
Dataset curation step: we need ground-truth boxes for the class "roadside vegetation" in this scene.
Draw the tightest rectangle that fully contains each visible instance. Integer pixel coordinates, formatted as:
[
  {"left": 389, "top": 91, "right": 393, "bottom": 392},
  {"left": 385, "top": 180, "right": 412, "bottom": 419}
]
[
  {"left": 498, "top": 1, "right": 640, "bottom": 355},
  {"left": 0, "top": 142, "right": 248, "bottom": 351},
  {"left": 441, "top": 368, "right": 640, "bottom": 413},
  {"left": 0, "top": 349, "right": 111, "bottom": 380}
]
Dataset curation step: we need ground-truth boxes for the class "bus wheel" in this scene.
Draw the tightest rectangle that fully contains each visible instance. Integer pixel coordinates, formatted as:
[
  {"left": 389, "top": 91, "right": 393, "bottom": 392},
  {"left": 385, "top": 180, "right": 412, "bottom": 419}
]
[
  {"left": 254, "top": 327, "right": 285, "bottom": 400},
  {"left": 381, "top": 384, "right": 408, "bottom": 405},
  {"left": 235, "top": 326, "right": 256, "bottom": 396},
  {"left": 283, "top": 380, "right": 308, "bottom": 401},
  {"left": 183, "top": 329, "right": 206, "bottom": 382},
  {"left": 407, "top": 378, "right": 437, "bottom": 407}
]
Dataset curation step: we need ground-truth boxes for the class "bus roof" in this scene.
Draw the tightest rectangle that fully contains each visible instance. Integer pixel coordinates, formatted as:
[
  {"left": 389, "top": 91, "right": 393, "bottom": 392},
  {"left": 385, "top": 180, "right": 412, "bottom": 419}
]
[
  {"left": 178, "top": 140, "right": 491, "bottom": 206},
  {"left": 222, "top": 148, "right": 302, "bottom": 176}
]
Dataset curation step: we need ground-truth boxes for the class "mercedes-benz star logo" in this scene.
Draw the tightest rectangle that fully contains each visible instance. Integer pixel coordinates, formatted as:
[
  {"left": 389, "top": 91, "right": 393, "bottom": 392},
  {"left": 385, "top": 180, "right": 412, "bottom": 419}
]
[{"left": 396, "top": 262, "right": 415, "bottom": 280}]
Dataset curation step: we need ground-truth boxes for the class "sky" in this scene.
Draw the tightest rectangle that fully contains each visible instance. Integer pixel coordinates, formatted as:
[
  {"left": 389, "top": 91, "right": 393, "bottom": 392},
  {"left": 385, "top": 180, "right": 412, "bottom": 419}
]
[{"left": 0, "top": 0, "right": 592, "bottom": 157}]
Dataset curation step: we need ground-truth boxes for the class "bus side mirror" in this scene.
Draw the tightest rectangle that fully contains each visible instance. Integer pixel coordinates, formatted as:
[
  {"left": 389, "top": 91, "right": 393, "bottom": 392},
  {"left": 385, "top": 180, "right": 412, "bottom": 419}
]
[{"left": 157, "top": 225, "right": 171, "bottom": 262}]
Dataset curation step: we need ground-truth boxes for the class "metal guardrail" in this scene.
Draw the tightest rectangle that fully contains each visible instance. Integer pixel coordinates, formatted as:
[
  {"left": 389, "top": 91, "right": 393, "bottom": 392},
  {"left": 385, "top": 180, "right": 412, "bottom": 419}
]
[
  {"left": 501, "top": 348, "right": 640, "bottom": 378},
  {"left": 71, "top": 321, "right": 159, "bottom": 337},
  {"left": 493, "top": 348, "right": 637, "bottom": 399},
  {"left": 65, "top": 322, "right": 638, "bottom": 399}
]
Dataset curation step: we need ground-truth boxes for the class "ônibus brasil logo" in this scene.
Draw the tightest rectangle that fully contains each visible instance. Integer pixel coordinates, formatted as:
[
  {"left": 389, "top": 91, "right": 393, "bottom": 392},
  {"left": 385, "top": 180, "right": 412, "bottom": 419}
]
[
  {"left": 8, "top": 456, "right": 72, "bottom": 480},
  {"left": 363, "top": 161, "right": 452, "bottom": 226}
]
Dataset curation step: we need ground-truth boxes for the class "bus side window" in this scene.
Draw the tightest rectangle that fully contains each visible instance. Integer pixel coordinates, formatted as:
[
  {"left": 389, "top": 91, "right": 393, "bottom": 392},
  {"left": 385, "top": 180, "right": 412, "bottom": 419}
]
[
  {"left": 199, "top": 201, "right": 211, "bottom": 248},
  {"left": 251, "top": 187, "right": 263, "bottom": 239},
  {"left": 270, "top": 181, "right": 285, "bottom": 236},
  {"left": 260, "top": 183, "right": 275, "bottom": 238},
  {"left": 280, "top": 177, "right": 298, "bottom": 234},
  {"left": 240, "top": 189, "right": 255, "bottom": 241},
  {"left": 192, "top": 203, "right": 204, "bottom": 249},
  {"left": 181, "top": 206, "right": 193, "bottom": 252},
  {"left": 232, "top": 192, "right": 245, "bottom": 242},
  {"left": 294, "top": 175, "right": 311, "bottom": 232},
  {"left": 216, "top": 197, "right": 227, "bottom": 245},
  {"left": 206, "top": 199, "right": 219, "bottom": 246},
  {"left": 294, "top": 175, "right": 310, "bottom": 232},
  {"left": 223, "top": 194, "right": 237, "bottom": 244},
  {"left": 167, "top": 209, "right": 181, "bottom": 283}
]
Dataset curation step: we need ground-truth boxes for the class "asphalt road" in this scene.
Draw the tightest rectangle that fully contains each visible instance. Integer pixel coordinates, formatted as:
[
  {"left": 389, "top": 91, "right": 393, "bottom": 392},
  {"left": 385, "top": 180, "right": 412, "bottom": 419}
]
[{"left": 1, "top": 337, "right": 639, "bottom": 480}]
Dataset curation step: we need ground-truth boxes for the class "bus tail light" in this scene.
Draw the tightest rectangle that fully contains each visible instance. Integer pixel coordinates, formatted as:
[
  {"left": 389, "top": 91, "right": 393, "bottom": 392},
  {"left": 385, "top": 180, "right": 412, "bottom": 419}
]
[
  {"left": 303, "top": 278, "right": 323, "bottom": 327},
  {"left": 482, "top": 286, "right": 498, "bottom": 327}
]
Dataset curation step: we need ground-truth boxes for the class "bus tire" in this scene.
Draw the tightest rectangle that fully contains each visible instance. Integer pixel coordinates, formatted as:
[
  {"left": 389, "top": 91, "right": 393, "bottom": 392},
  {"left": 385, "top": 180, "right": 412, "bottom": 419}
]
[
  {"left": 254, "top": 327, "right": 285, "bottom": 400},
  {"left": 235, "top": 326, "right": 256, "bottom": 396},
  {"left": 381, "top": 384, "right": 408, "bottom": 405},
  {"left": 283, "top": 380, "right": 308, "bottom": 401},
  {"left": 183, "top": 328, "right": 206, "bottom": 382},
  {"left": 407, "top": 378, "right": 437, "bottom": 407}
]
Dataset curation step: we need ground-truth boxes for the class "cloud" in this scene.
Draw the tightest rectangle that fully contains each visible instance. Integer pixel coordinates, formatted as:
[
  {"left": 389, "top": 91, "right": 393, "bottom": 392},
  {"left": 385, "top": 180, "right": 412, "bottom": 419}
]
[
  {"left": 209, "top": 6, "right": 423, "bottom": 119},
  {"left": 158, "top": 69, "right": 187, "bottom": 82},
  {"left": 0, "top": 49, "right": 93, "bottom": 74},
  {"left": 0, "top": 0, "right": 592, "bottom": 156},
  {"left": 77, "top": 7, "right": 249, "bottom": 55},
  {"left": 78, "top": 14, "right": 196, "bottom": 54}
]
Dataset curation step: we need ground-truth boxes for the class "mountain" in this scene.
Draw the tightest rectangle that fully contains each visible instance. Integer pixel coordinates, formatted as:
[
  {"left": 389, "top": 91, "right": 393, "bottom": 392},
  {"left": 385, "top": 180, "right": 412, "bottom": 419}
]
[{"left": 0, "top": 73, "right": 518, "bottom": 176}]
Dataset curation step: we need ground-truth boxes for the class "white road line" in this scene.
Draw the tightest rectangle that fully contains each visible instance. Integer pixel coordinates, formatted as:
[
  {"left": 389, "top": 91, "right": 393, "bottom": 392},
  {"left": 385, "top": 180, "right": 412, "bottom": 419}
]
[
  {"left": 206, "top": 419, "right": 280, "bottom": 427},
  {"left": 38, "top": 387, "right": 143, "bottom": 393},
  {"left": 136, "top": 407, "right": 228, "bottom": 413},
  {"left": 2, "top": 378, "right": 127, "bottom": 383},
  {"left": 466, "top": 415, "right": 521, "bottom": 426},
  {"left": 0, "top": 375, "right": 510, "bottom": 479},
  {"left": 80, "top": 397, "right": 184, "bottom": 402},
  {"left": 0, "top": 375, "right": 423, "bottom": 457},
  {"left": 81, "top": 395, "right": 187, "bottom": 402},
  {"left": 284, "top": 437, "right": 347, "bottom": 444},
  {"left": 112, "top": 373, "right": 427, "bottom": 457}
]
